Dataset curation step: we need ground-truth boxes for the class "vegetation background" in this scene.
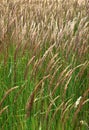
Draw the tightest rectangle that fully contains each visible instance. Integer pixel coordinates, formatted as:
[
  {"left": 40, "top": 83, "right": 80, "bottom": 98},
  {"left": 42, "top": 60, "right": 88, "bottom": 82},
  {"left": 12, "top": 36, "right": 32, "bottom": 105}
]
[{"left": 0, "top": 0, "right": 89, "bottom": 130}]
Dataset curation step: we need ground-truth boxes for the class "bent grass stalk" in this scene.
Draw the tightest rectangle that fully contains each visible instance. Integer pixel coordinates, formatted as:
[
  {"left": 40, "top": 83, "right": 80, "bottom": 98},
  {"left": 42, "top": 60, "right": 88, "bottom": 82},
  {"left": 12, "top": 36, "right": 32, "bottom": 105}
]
[{"left": 0, "top": 0, "right": 89, "bottom": 130}]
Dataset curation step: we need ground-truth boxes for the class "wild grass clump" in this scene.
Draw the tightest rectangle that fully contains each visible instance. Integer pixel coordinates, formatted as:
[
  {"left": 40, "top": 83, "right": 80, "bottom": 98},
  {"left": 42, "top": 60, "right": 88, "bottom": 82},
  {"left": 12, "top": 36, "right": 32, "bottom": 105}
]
[{"left": 0, "top": 0, "right": 89, "bottom": 130}]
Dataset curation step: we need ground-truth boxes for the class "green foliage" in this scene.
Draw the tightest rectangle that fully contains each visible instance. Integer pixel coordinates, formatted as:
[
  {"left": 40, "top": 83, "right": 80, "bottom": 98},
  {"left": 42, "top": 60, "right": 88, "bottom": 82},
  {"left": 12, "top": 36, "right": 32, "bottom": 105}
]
[{"left": 0, "top": 0, "right": 89, "bottom": 130}]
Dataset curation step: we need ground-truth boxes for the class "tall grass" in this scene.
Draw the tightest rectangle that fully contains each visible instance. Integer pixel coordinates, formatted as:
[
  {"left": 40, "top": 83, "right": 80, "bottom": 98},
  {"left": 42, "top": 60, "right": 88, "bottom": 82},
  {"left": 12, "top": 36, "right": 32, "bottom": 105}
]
[{"left": 0, "top": 0, "right": 89, "bottom": 130}]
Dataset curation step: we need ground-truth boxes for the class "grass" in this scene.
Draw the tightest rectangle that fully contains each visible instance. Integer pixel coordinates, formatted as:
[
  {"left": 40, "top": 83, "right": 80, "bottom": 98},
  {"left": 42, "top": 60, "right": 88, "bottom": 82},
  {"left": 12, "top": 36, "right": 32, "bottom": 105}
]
[{"left": 0, "top": 0, "right": 89, "bottom": 130}]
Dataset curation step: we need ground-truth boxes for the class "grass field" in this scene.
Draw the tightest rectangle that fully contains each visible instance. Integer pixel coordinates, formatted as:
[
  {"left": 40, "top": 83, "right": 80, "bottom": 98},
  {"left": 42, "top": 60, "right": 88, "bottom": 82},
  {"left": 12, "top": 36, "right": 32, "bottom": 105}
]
[{"left": 0, "top": 0, "right": 89, "bottom": 130}]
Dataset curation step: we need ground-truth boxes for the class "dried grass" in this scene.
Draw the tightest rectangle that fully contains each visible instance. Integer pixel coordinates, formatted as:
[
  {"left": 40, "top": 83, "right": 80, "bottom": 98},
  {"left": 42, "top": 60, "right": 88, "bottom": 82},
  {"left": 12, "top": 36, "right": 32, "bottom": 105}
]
[{"left": 0, "top": 0, "right": 89, "bottom": 129}]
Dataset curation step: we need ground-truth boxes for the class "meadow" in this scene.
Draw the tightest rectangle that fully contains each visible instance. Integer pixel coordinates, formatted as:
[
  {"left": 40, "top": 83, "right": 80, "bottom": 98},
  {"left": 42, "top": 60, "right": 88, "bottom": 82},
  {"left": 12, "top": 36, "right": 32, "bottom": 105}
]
[{"left": 0, "top": 0, "right": 89, "bottom": 130}]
